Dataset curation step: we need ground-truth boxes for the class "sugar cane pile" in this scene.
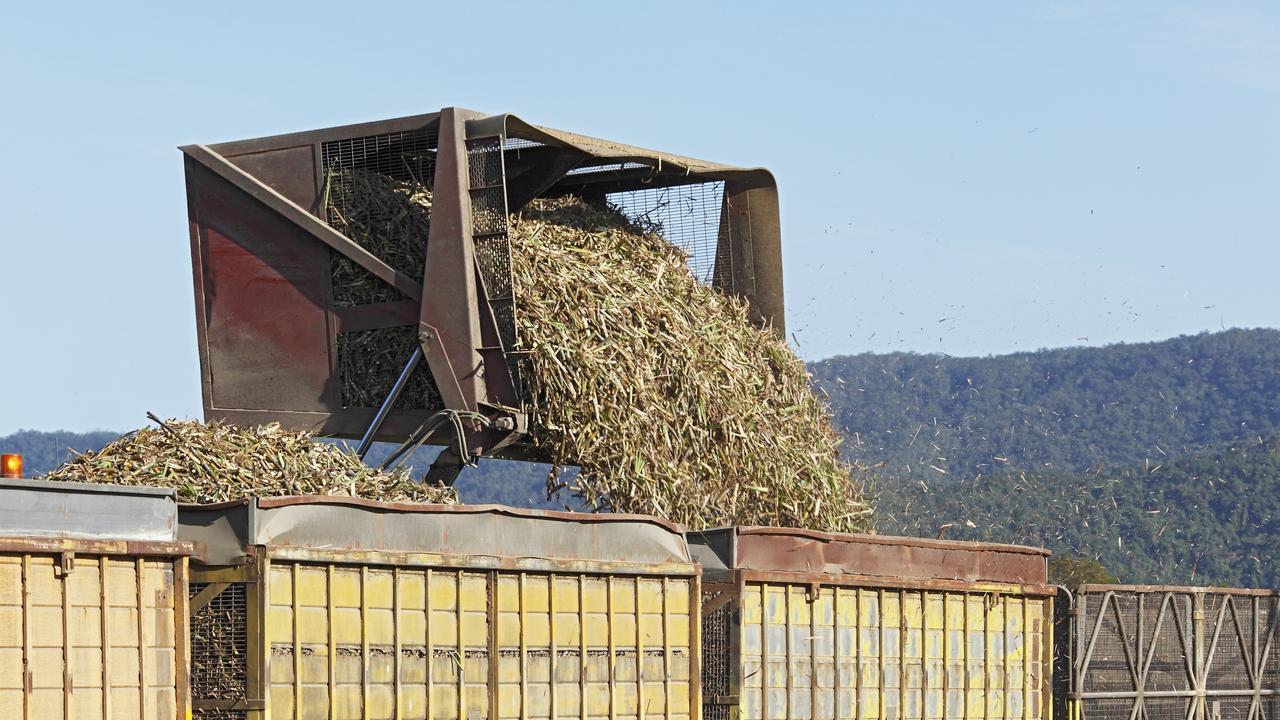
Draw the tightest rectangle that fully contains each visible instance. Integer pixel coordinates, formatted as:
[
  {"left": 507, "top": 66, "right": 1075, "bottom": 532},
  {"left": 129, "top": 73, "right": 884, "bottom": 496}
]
[
  {"left": 42, "top": 418, "right": 458, "bottom": 504},
  {"left": 321, "top": 168, "right": 871, "bottom": 532},
  {"left": 511, "top": 198, "right": 870, "bottom": 532}
]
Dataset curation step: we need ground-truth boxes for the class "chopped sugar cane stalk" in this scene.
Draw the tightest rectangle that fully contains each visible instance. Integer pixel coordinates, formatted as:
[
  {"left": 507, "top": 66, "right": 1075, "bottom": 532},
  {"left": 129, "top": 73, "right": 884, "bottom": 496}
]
[
  {"left": 319, "top": 173, "right": 872, "bottom": 530},
  {"left": 507, "top": 197, "right": 871, "bottom": 532},
  {"left": 43, "top": 418, "right": 457, "bottom": 505}
]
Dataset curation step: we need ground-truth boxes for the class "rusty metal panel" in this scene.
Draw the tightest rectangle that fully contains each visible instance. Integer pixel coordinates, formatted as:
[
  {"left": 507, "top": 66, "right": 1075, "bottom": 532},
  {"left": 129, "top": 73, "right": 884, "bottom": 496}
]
[
  {"left": 185, "top": 154, "right": 335, "bottom": 416},
  {"left": 691, "top": 527, "right": 1051, "bottom": 591},
  {"left": 0, "top": 547, "right": 189, "bottom": 720},
  {"left": 0, "top": 479, "right": 177, "bottom": 542},
  {"left": 1068, "top": 585, "right": 1280, "bottom": 720}
]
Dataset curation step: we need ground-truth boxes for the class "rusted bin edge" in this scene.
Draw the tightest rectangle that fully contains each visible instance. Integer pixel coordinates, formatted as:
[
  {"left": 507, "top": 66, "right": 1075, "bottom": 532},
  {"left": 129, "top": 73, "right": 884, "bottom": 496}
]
[
  {"left": 180, "top": 496, "right": 695, "bottom": 573},
  {"left": 1076, "top": 582, "right": 1280, "bottom": 596},
  {"left": 690, "top": 525, "right": 1052, "bottom": 595}
]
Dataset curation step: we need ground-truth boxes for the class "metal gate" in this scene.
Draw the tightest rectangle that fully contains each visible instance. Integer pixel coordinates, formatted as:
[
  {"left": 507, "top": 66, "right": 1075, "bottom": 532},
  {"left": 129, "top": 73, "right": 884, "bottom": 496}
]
[{"left": 1067, "top": 585, "right": 1280, "bottom": 720}]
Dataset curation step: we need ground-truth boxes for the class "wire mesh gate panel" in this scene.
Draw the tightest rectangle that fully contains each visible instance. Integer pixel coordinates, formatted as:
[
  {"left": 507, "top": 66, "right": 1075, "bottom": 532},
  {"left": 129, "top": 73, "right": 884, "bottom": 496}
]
[
  {"left": 702, "top": 595, "right": 736, "bottom": 720},
  {"left": 606, "top": 182, "right": 731, "bottom": 288},
  {"left": 189, "top": 579, "right": 251, "bottom": 720},
  {"left": 1068, "top": 586, "right": 1280, "bottom": 720},
  {"left": 0, "top": 548, "right": 189, "bottom": 720},
  {"left": 321, "top": 126, "right": 445, "bottom": 412}
]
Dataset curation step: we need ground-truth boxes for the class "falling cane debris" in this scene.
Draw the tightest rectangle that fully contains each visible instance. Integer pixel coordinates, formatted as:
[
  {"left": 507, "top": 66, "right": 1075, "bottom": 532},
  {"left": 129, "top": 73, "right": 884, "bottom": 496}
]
[{"left": 322, "top": 170, "right": 870, "bottom": 530}]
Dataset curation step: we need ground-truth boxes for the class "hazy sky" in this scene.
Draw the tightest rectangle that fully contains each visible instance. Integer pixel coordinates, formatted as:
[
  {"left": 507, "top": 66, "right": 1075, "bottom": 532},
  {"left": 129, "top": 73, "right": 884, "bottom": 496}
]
[{"left": 1, "top": 2, "right": 1277, "bottom": 434}]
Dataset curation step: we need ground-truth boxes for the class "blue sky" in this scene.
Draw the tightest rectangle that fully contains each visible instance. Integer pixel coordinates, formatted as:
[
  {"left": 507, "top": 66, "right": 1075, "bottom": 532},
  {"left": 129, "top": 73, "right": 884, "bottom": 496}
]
[{"left": 1, "top": 2, "right": 1277, "bottom": 434}]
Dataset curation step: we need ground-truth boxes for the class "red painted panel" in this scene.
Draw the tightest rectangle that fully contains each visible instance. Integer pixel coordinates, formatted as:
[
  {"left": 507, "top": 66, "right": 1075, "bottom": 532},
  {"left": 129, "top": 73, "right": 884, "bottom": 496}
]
[{"left": 189, "top": 161, "right": 334, "bottom": 413}]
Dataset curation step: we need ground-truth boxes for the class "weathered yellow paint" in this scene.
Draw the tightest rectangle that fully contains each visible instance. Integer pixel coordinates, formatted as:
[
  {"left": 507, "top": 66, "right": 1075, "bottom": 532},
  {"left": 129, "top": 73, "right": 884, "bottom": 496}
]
[
  {"left": 739, "top": 583, "right": 1050, "bottom": 720},
  {"left": 0, "top": 553, "right": 186, "bottom": 720},
  {"left": 263, "top": 561, "right": 696, "bottom": 720}
]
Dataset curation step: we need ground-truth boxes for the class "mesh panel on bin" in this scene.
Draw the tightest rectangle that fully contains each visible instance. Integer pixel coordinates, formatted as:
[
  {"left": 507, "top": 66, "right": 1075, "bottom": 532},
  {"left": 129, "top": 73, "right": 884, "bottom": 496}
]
[
  {"left": 1084, "top": 592, "right": 1139, "bottom": 693},
  {"left": 1083, "top": 697, "right": 1134, "bottom": 720},
  {"left": 702, "top": 594, "right": 734, "bottom": 720},
  {"left": 1206, "top": 595, "right": 1253, "bottom": 691},
  {"left": 1075, "top": 589, "right": 1280, "bottom": 720},
  {"left": 190, "top": 581, "right": 249, "bottom": 720},
  {"left": 467, "top": 135, "right": 520, "bottom": 392}
]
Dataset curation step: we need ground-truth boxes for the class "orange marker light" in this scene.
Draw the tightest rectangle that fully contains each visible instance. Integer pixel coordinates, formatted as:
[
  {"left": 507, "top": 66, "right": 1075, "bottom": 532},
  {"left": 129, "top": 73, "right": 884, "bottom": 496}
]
[{"left": 0, "top": 454, "right": 22, "bottom": 479}]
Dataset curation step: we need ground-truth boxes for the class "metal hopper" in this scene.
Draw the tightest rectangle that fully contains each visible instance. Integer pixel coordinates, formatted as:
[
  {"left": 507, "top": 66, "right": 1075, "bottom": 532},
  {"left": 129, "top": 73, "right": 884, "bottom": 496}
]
[{"left": 181, "top": 107, "right": 783, "bottom": 474}]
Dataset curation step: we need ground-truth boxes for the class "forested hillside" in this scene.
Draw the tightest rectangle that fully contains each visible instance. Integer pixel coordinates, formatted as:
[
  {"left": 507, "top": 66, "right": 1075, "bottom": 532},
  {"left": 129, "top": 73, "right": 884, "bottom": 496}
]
[
  {"left": 876, "top": 434, "right": 1280, "bottom": 587},
  {"left": 812, "top": 328, "right": 1280, "bottom": 479}
]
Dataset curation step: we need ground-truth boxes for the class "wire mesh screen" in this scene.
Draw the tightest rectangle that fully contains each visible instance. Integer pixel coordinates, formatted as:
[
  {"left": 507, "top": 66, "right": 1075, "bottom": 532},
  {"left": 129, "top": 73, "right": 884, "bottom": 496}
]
[
  {"left": 467, "top": 136, "right": 520, "bottom": 392},
  {"left": 321, "top": 128, "right": 438, "bottom": 307},
  {"left": 1074, "top": 588, "right": 1280, "bottom": 720},
  {"left": 337, "top": 326, "right": 442, "bottom": 410},
  {"left": 702, "top": 595, "right": 734, "bottom": 720},
  {"left": 1147, "top": 595, "right": 1194, "bottom": 693},
  {"left": 607, "top": 182, "right": 731, "bottom": 288},
  {"left": 320, "top": 127, "right": 444, "bottom": 412},
  {"left": 1205, "top": 594, "right": 1255, "bottom": 691},
  {"left": 190, "top": 581, "right": 249, "bottom": 719},
  {"left": 1081, "top": 592, "right": 1142, "bottom": 696},
  {"left": 322, "top": 127, "right": 438, "bottom": 189}
]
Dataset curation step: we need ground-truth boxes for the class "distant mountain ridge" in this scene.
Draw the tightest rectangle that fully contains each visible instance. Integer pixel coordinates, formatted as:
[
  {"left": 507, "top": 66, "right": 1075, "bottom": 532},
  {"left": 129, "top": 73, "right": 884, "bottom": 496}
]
[{"left": 812, "top": 328, "right": 1280, "bottom": 479}]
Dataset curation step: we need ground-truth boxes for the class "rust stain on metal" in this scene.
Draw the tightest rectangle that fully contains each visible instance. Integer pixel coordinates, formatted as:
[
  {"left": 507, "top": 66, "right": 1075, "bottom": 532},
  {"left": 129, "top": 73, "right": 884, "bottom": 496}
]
[
  {"left": 0, "top": 536, "right": 193, "bottom": 557},
  {"left": 713, "top": 526, "right": 1049, "bottom": 589}
]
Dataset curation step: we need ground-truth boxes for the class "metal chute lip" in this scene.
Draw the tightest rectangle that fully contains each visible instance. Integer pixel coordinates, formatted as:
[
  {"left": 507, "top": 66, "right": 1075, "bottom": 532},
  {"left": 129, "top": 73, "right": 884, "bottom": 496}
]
[
  {"left": 181, "top": 494, "right": 685, "bottom": 533},
  {"left": 497, "top": 113, "right": 779, "bottom": 189}
]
